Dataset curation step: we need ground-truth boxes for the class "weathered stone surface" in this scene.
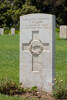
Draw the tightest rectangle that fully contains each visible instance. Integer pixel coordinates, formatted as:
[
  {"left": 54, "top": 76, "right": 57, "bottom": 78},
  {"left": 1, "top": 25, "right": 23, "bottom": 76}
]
[
  {"left": 60, "top": 25, "right": 67, "bottom": 39},
  {"left": 20, "top": 14, "right": 56, "bottom": 93},
  {"left": 11, "top": 28, "right": 15, "bottom": 35},
  {"left": 0, "top": 28, "right": 4, "bottom": 35}
]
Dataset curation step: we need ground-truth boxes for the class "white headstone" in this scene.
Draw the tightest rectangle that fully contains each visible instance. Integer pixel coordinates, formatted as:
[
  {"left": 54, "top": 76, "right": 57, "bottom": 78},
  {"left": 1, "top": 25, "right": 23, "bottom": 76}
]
[
  {"left": 60, "top": 25, "right": 67, "bottom": 39},
  {"left": 0, "top": 28, "right": 4, "bottom": 35},
  {"left": 20, "top": 14, "right": 55, "bottom": 93},
  {"left": 11, "top": 28, "right": 15, "bottom": 35}
]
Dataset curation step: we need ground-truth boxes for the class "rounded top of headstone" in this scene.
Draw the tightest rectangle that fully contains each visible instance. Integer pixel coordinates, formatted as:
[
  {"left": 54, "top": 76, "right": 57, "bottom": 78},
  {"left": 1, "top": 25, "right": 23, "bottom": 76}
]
[
  {"left": 60, "top": 25, "right": 67, "bottom": 27},
  {"left": 11, "top": 28, "right": 15, "bottom": 29},
  {"left": 20, "top": 13, "right": 55, "bottom": 18},
  {"left": 20, "top": 13, "right": 55, "bottom": 30}
]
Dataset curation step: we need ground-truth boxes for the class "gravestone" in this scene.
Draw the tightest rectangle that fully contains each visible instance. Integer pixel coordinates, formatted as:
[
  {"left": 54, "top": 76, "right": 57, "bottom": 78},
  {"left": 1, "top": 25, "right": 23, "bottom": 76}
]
[
  {"left": 60, "top": 26, "right": 67, "bottom": 39},
  {"left": 20, "top": 14, "right": 55, "bottom": 93},
  {"left": 0, "top": 28, "right": 4, "bottom": 35},
  {"left": 11, "top": 28, "right": 15, "bottom": 35}
]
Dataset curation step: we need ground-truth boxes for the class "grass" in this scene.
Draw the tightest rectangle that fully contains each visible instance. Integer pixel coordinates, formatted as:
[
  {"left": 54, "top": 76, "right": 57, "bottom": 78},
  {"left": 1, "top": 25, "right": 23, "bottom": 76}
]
[
  {"left": 56, "top": 33, "right": 67, "bottom": 86},
  {"left": 0, "top": 32, "right": 67, "bottom": 99},
  {"left": 0, "top": 35, "right": 19, "bottom": 83},
  {"left": 0, "top": 94, "right": 34, "bottom": 100}
]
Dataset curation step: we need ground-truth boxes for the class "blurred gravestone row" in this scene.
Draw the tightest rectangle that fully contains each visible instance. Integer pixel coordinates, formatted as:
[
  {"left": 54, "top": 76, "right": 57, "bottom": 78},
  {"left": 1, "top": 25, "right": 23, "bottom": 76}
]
[{"left": 0, "top": 27, "right": 16, "bottom": 35}]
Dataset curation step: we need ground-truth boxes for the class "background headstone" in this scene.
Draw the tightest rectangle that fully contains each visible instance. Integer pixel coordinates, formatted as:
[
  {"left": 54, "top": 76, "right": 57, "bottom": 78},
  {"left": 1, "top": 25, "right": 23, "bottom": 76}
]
[
  {"left": 20, "top": 14, "right": 55, "bottom": 93},
  {"left": 60, "top": 25, "right": 67, "bottom": 39},
  {"left": 11, "top": 28, "right": 15, "bottom": 35},
  {"left": 0, "top": 28, "right": 4, "bottom": 35}
]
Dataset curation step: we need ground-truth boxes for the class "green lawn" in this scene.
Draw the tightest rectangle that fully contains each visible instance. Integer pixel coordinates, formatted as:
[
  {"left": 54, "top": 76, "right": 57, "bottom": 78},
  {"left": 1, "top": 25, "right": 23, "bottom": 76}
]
[
  {"left": 0, "top": 33, "right": 67, "bottom": 99},
  {"left": 0, "top": 35, "right": 19, "bottom": 83},
  {"left": 56, "top": 33, "right": 67, "bottom": 85},
  {"left": 0, "top": 94, "right": 34, "bottom": 100}
]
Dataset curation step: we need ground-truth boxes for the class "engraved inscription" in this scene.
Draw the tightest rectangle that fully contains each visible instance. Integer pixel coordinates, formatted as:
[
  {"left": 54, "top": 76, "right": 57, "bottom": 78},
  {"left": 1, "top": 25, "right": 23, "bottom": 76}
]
[{"left": 22, "top": 18, "right": 49, "bottom": 29}]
